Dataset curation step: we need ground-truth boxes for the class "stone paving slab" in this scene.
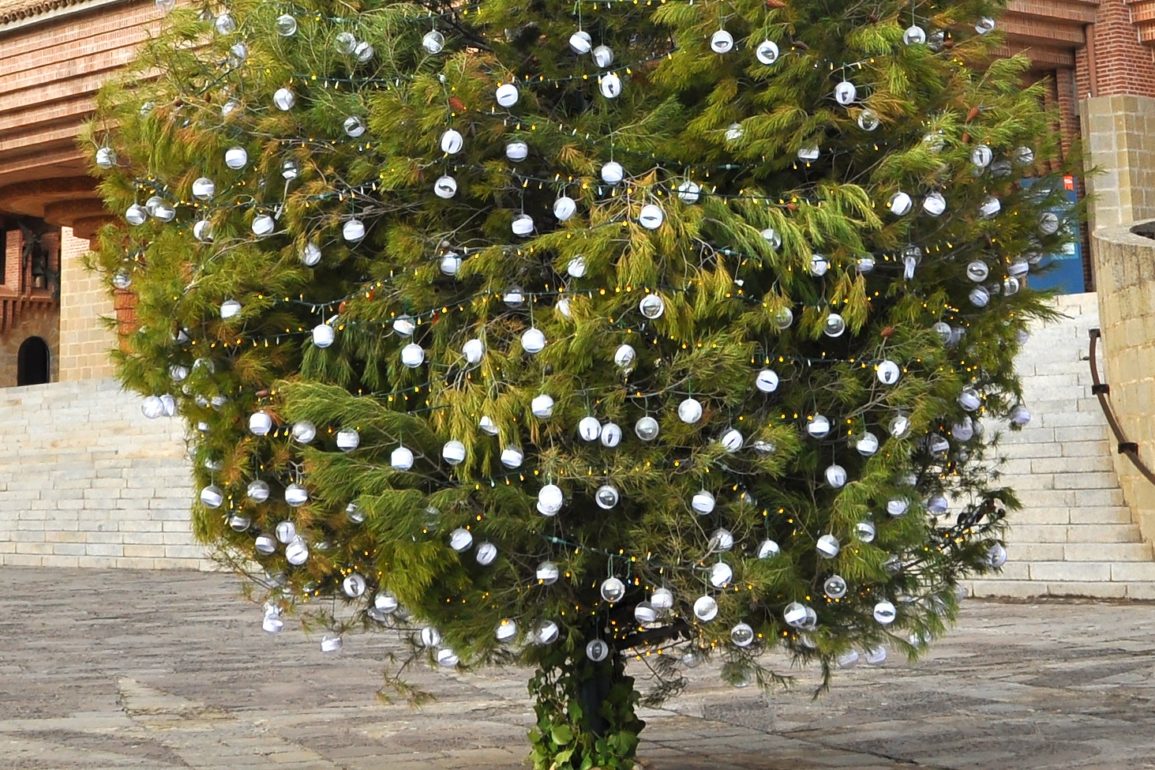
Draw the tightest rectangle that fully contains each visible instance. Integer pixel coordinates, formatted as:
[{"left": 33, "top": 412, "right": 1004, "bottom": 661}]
[{"left": 1, "top": 567, "right": 1155, "bottom": 769}]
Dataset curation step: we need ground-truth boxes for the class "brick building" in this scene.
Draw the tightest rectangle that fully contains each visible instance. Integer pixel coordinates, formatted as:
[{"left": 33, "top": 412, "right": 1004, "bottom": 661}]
[
  {"left": 0, "top": 0, "right": 1153, "bottom": 591},
  {"left": 0, "top": 0, "right": 203, "bottom": 568},
  {"left": 0, "top": 0, "right": 154, "bottom": 387}
]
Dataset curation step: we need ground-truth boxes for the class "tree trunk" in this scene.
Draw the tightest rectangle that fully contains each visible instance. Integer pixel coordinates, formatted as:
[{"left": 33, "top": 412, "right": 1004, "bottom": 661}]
[{"left": 528, "top": 640, "right": 645, "bottom": 769}]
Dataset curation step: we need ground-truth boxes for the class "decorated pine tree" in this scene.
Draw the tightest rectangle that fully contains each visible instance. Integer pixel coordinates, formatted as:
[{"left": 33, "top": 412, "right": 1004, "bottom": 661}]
[{"left": 88, "top": 0, "right": 1080, "bottom": 765}]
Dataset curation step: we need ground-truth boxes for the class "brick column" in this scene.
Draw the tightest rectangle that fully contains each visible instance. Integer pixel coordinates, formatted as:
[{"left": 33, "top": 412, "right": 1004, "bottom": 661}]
[
  {"left": 57, "top": 226, "right": 116, "bottom": 380},
  {"left": 1054, "top": 68, "right": 1078, "bottom": 159},
  {"left": 1087, "top": 0, "right": 1155, "bottom": 97}
]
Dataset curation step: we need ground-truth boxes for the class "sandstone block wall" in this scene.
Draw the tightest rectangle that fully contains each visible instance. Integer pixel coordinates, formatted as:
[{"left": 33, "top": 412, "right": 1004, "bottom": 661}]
[
  {"left": 1081, "top": 95, "right": 1155, "bottom": 238},
  {"left": 57, "top": 226, "right": 116, "bottom": 381},
  {"left": 0, "top": 377, "right": 211, "bottom": 569},
  {"left": 1092, "top": 223, "right": 1155, "bottom": 545}
]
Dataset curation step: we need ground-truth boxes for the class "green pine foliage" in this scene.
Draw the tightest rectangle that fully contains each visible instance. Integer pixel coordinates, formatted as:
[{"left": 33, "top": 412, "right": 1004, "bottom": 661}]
[{"left": 87, "top": 0, "right": 1080, "bottom": 765}]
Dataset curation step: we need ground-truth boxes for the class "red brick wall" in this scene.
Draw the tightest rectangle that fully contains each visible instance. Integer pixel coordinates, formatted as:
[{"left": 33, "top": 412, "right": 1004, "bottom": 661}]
[
  {"left": 1088, "top": 0, "right": 1155, "bottom": 97},
  {"left": 1075, "top": 41, "right": 1093, "bottom": 99},
  {"left": 2, "top": 227, "right": 19, "bottom": 288},
  {"left": 1054, "top": 68, "right": 1079, "bottom": 158},
  {"left": 0, "top": 1, "right": 158, "bottom": 187},
  {"left": 113, "top": 287, "right": 136, "bottom": 351}
]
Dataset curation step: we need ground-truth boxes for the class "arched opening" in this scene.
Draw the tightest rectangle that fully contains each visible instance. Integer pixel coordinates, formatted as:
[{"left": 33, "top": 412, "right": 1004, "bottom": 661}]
[{"left": 17, "top": 336, "right": 49, "bottom": 386}]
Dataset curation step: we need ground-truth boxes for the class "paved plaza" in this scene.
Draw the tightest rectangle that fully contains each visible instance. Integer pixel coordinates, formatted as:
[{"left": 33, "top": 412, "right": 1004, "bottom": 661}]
[{"left": 1, "top": 568, "right": 1154, "bottom": 769}]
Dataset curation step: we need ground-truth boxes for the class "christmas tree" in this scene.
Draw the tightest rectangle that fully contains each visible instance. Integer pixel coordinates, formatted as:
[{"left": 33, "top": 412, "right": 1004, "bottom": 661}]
[{"left": 89, "top": 0, "right": 1079, "bottom": 766}]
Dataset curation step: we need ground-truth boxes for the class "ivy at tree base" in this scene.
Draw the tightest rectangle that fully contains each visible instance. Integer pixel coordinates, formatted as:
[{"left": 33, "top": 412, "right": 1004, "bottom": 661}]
[{"left": 529, "top": 638, "right": 645, "bottom": 770}]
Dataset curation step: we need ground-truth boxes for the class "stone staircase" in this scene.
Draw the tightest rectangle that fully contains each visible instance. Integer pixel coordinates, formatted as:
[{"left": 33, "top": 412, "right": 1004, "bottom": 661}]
[
  {"left": 0, "top": 378, "right": 208, "bottom": 570},
  {"left": 967, "top": 293, "right": 1155, "bottom": 599},
  {"left": 3, "top": 297, "right": 1153, "bottom": 593}
]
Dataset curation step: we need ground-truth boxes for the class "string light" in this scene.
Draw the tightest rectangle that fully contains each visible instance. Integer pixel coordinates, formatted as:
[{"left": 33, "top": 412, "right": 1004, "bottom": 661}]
[{"left": 103, "top": 0, "right": 1056, "bottom": 707}]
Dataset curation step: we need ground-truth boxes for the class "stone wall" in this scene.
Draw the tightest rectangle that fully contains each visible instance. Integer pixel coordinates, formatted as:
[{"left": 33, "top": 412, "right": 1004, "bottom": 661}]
[
  {"left": 1092, "top": 222, "right": 1155, "bottom": 544},
  {"left": 0, "top": 377, "right": 211, "bottom": 569},
  {"left": 0, "top": 305, "right": 58, "bottom": 387},
  {"left": 1080, "top": 95, "right": 1155, "bottom": 239},
  {"left": 0, "top": 219, "right": 61, "bottom": 386},
  {"left": 57, "top": 225, "right": 116, "bottom": 381}
]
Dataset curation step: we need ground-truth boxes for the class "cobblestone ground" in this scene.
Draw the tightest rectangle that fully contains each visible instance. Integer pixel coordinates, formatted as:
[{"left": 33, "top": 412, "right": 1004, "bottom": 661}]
[{"left": 1, "top": 568, "right": 1154, "bottom": 769}]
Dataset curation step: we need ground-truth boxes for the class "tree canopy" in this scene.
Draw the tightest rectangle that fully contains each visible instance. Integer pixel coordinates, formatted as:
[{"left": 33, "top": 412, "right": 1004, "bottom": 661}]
[{"left": 89, "top": 0, "right": 1079, "bottom": 765}]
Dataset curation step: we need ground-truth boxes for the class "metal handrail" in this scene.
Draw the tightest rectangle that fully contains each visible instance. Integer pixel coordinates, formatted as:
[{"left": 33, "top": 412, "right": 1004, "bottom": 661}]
[{"left": 1087, "top": 328, "right": 1155, "bottom": 486}]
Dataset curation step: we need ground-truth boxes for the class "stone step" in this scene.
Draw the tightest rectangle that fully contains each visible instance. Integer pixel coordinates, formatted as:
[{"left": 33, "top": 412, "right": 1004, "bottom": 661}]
[
  {"left": 997, "top": 446, "right": 1115, "bottom": 468},
  {"left": 1069, "top": 506, "right": 1136, "bottom": 525},
  {"left": 1023, "top": 384, "right": 1093, "bottom": 403},
  {"left": 1022, "top": 373, "right": 1085, "bottom": 390},
  {"left": 1053, "top": 472, "right": 1126, "bottom": 491},
  {"left": 1029, "top": 396, "right": 1102, "bottom": 413},
  {"left": 1030, "top": 360, "right": 1095, "bottom": 377},
  {"left": 966, "top": 579, "right": 1155, "bottom": 600},
  {"left": 975, "top": 294, "right": 1151, "bottom": 596},
  {"left": 1007, "top": 543, "right": 1153, "bottom": 562},
  {"left": 1020, "top": 320, "right": 1094, "bottom": 336},
  {"left": 1, "top": 424, "right": 185, "bottom": 444},
  {"left": 1011, "top": 506, "right": 1134, "bottom": 525},
  {"left": 1008, "top": 523, "right": 1144, "bottom": 544},
  {"left": 1029, "top": 456, "right": 1116, "bottom": 474},
  {"left": 1108, "top": 561, "right": 1155, "bottom": 581},
  {"left": 0, "top": 437, "right": 187, "bottom": 456},
  {"left": 1038, "top": 411, "right": 1111, "bottom": 429},
  {"left": 1021, "top": 560, "right": 1155, "bottom": 582},
  {"left": 1066, "top": 542, "right": 1153, "bottom": 561},
  {"left": 1066, "top": 523, "right": 1146, "bottom": 543},
  {"left": 1057, "top": 440, "right": 1115, "bottom": 458},
  {"left": 0, "top": 454, "right": 189, "bottom": 473},
  {"left": 1000, "top": 438, "right": 1114, "bottom": 458},
  {"left": 1020, "top": 379, "right": 1093, "bottom": 395},
  {"left": 1074, "top": 488, "right": 1128, "bottom": 508},
  {"left": 999, "top": 425, "right": 1113, "bottom": 446}
]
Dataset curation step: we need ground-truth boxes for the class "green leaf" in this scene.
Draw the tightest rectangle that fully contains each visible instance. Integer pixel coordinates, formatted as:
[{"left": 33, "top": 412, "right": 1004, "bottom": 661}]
[{"left": 550, "top": 724, "right": 574, "bottom": 746}]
